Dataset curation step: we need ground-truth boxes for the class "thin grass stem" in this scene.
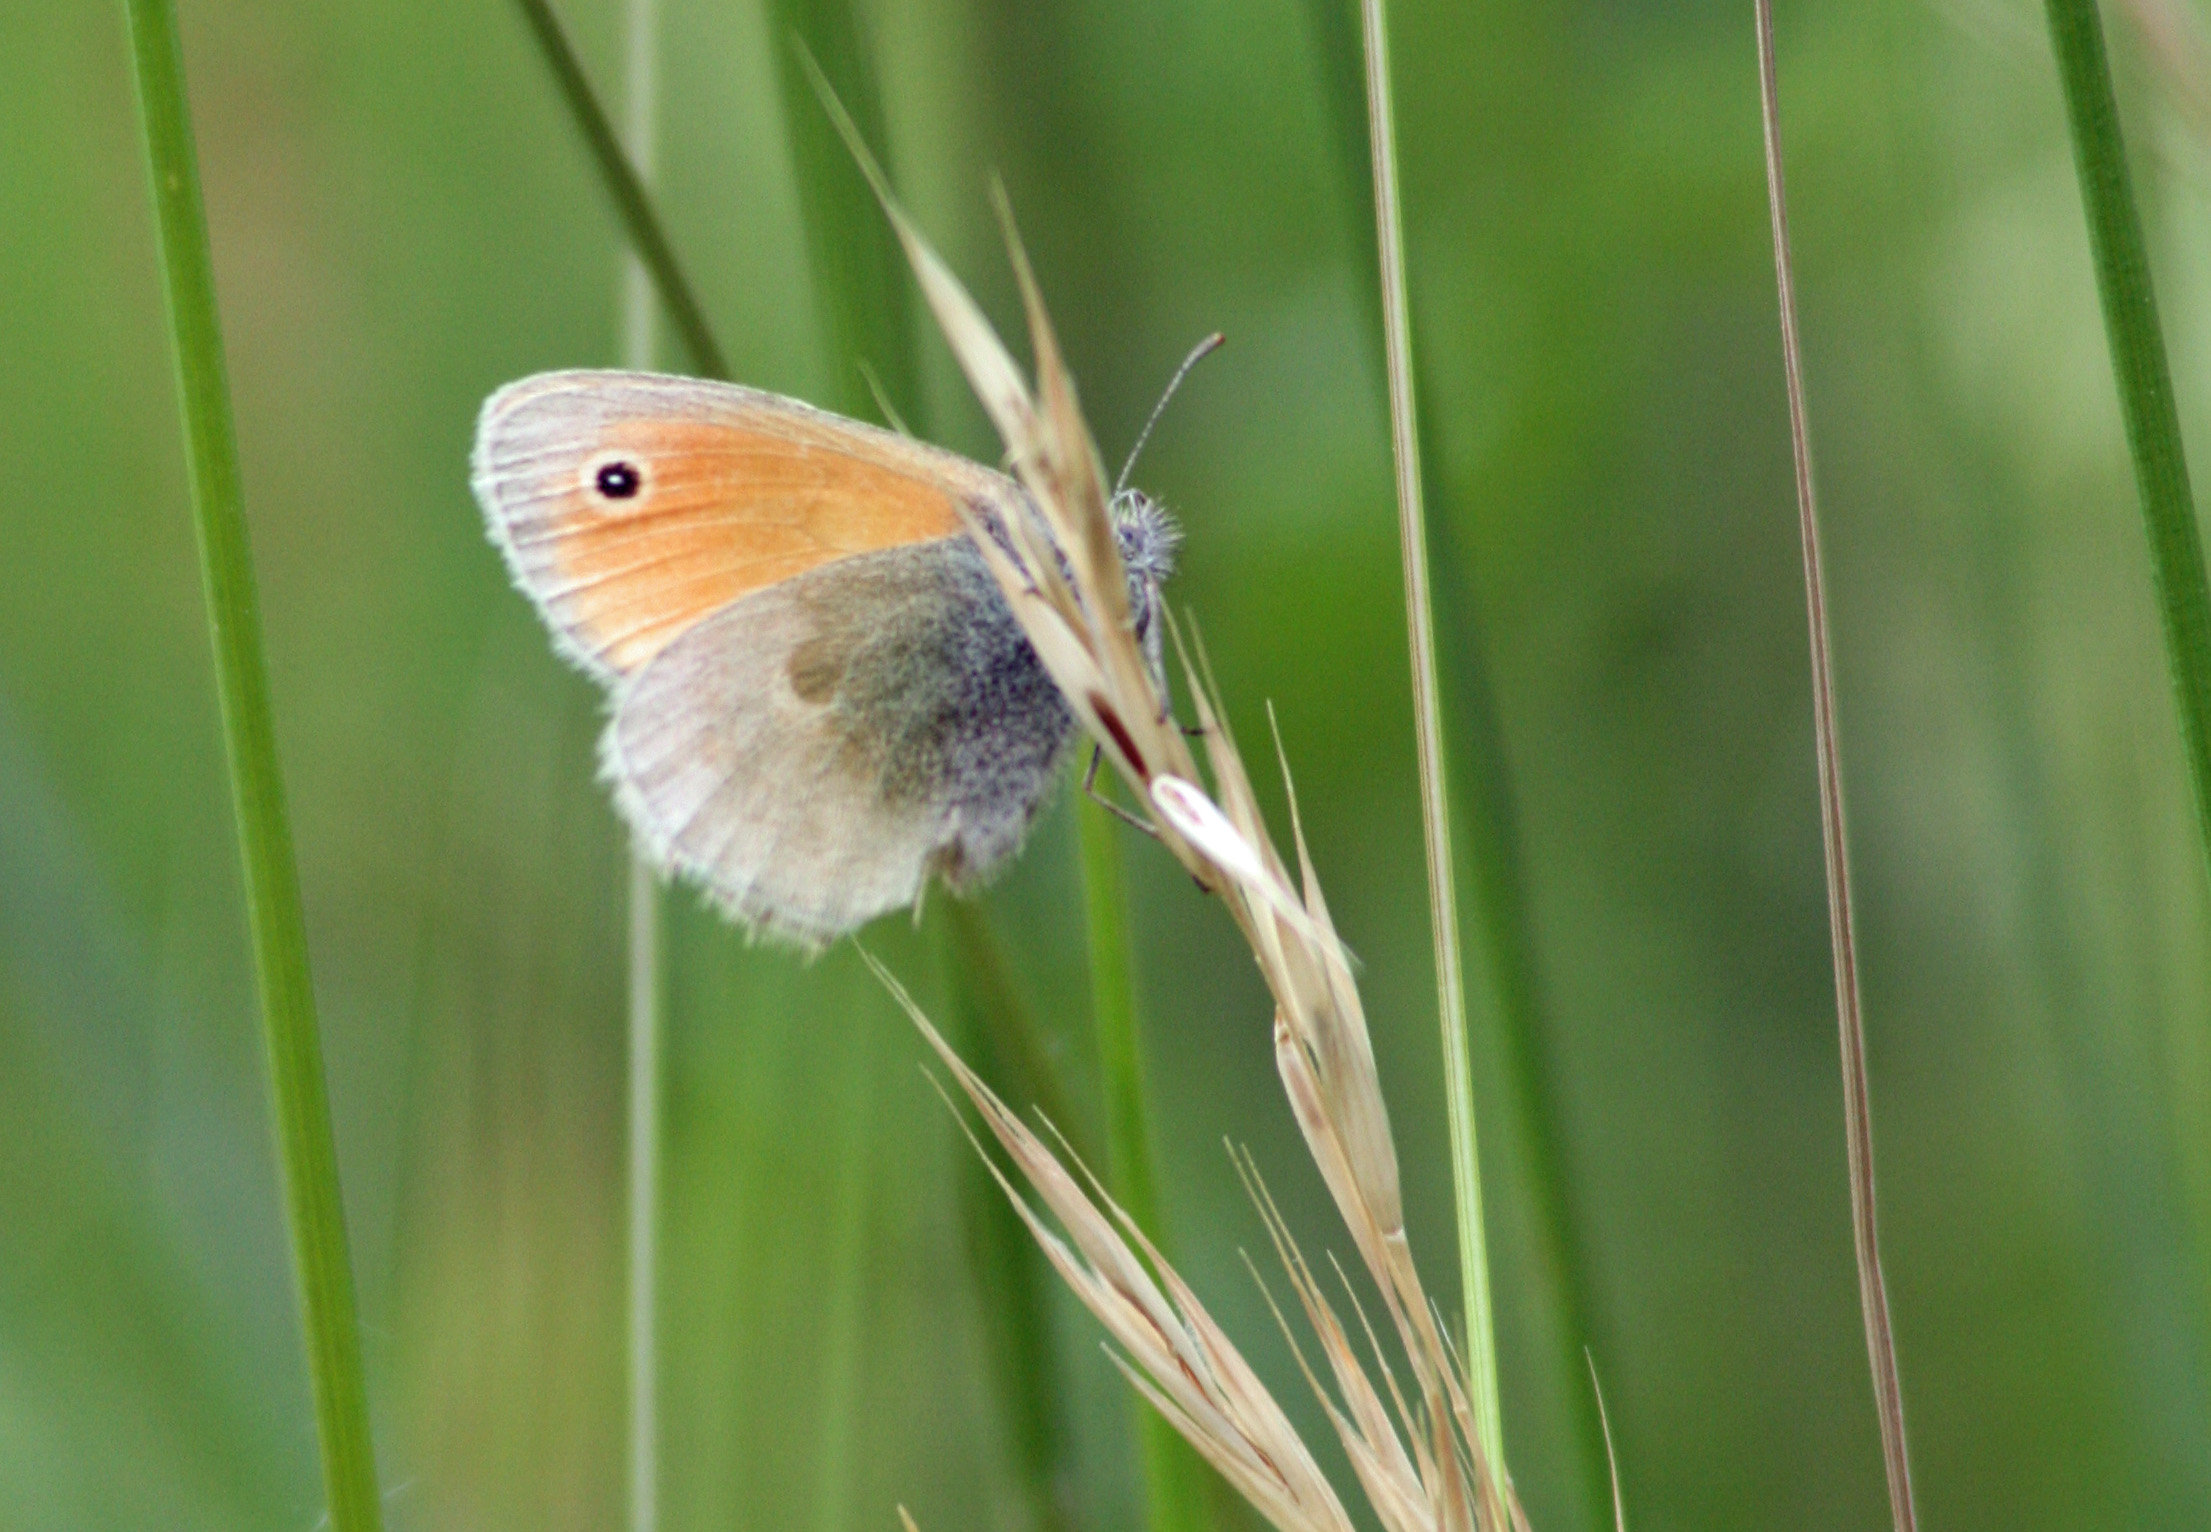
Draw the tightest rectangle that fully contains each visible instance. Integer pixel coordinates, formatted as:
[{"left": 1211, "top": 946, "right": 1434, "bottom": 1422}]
[
  {"left": 510, "top": 0, "right": 729, "bottom": 380},
  {"left": 121, "top": 3, "right": 383, "bottom": 1527},
  {"left": 810, "top": 1032, "right": 878, "bottom": 1532},
  {"left": 1586, "top": 1354, "right": 1626, "bottom": 1532},
  {"left": 626, "top": 855, "right": 660, "bottom": 1532},
  {"left": 1077, "top": 795, "right": 1212, "bottom": 1532},
  {"left": 616, "top": 2, "right": 663, "bottom": 1529},
  {"left": 1301, "top": 0, "right": 1610, "bottom": 1515},
  {"left": 1751, "top": 6, "right": 1916, "bottom": 1528},
  {"left": 1356, "top": 0, "right": 1506, "bottom": 1478},
  {"left": 2045, "top": 0, "right": 2211, "bottom": 896}
]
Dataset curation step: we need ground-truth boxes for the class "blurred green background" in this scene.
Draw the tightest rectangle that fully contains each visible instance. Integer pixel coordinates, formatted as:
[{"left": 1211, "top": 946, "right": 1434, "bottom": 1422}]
[{"left": 10, "top": 0, "right": 2211, "bottom": 1526}]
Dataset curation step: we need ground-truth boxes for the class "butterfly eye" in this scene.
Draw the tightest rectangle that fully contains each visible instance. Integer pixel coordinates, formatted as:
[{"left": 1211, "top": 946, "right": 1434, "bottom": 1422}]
[{"left": 592, "top": 459, "right": 643, "bottom": 500}]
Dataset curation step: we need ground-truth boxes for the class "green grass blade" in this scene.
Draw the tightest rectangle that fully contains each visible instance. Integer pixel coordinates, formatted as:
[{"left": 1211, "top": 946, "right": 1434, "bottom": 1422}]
[
  {"left": 1299, "top": 0, "right": 1610, "bottom": 1516},
  {"left": 808, "top": 1024, "right": 880, "bottom": 1532},
  {"left": 767, "top": 1, "right": 917, "bottom": 425},
  {"left": 1078, "top": 800, "right": 1155, "bottom": 1233},
  {"left": 1355, "top": 0, "right": 1507, "bottom": 1478},
  {"left": 940, "top": 903, "right": 1082, "bottom": 1532},
  {"left": 510, "top": 0, "right": 729, "bottom": 380},
  {"left": 942, "top": 902, "right": 1099, "bottom": 1172},
  {"left": 1076, "top": 795, "right": 1212, "bottom": 1532},
  {"left": 121, "top": 3, "right": 383, "bottom": 1527},
  {"left": 2043, "top": 0, "right": 2211, "bottom": 883}
]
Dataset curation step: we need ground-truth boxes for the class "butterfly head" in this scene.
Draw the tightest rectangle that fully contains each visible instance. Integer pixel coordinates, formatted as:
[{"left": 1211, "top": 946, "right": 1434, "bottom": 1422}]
[{"left": 1111, "top": 487, "right": 1180, "bottom": 684}]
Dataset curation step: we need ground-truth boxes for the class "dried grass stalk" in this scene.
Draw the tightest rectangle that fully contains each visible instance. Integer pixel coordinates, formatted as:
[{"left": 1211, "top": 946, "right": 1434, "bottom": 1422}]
[{"left": 812, "top": 77, "right": 1532, "bottom": 1531}]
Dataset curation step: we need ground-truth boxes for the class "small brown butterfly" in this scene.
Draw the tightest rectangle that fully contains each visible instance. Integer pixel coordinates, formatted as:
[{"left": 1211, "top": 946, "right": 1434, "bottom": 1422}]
[{"left": 471, "top": 370, "right": 1176, "bottom": 946}]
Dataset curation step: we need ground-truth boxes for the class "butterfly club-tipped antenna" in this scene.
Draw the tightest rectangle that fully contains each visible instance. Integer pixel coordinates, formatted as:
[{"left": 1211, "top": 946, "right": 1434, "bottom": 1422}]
[{"left": 1115, "top": 331, "right": 1226, "bottom": 496}]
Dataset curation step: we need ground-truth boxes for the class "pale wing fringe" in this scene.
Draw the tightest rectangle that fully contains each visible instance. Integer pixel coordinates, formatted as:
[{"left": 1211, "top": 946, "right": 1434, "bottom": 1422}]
[{"left": 814, "top": 71, "right": 1531, "bottom": 1529}]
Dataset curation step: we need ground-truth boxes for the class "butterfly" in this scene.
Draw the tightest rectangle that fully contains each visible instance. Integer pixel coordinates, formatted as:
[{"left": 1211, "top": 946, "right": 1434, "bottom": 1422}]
[{"left": 471, "top": 370, "right": 1177, "bottom": 946}]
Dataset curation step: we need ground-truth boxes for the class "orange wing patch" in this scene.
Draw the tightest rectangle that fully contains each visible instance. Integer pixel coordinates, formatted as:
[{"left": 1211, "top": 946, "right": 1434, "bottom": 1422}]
[
  {"left": 537, "top": 418, "right": 962, "bottom": 672},
  {"left": 475, "top": 374, "right": 997, "bottom": 680}
]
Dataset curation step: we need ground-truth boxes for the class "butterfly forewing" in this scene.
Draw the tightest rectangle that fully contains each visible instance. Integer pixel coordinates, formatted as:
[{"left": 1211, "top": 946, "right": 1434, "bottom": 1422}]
[{"left": 472, "top": 370, "right": 1011, "bottom": 679}]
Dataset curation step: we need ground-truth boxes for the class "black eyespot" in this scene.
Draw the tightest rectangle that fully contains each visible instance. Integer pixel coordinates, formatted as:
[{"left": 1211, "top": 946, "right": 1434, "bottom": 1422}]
[{"left": 595, "top": 460, "right": 642, "bottom": 499}]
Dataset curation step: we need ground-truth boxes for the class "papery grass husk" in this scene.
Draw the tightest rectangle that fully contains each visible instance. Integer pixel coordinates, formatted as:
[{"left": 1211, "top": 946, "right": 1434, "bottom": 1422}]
[{"left": 822, "top": 99, "right": 1530, "bottom": 1527}]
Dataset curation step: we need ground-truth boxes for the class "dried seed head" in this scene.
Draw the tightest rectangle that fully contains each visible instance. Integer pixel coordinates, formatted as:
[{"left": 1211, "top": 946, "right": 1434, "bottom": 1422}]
[{"left": 817, "top": 70, "right": 1528, "bottom": 1530}]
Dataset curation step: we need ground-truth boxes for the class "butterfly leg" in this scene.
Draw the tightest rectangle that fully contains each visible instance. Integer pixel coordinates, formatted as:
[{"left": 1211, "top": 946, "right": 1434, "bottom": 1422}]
[
  {"left": 1083, "top": 745, "right": 1215, "bottom": 898},
  {"left": 1082, "top": 744, "right": 1159, "bottom": 838}
]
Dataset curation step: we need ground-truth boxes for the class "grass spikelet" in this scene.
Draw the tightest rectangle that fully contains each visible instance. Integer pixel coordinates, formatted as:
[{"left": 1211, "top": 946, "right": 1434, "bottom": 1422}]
[
  {"left": 873, "top": 952, "right": 1356, "bottom": 1532},
  {"left": 870, "top": 941, "right": 1530, "bottom": 1532},
  {"left": 824, "top": 118, "right": 1530, "bottom": 1524}
]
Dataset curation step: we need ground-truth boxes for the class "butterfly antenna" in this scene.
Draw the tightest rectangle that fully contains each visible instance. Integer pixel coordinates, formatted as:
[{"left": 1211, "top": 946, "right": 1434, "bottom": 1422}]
[{"left": 1116, "top": 331, "right": 1226, "bottom": 495}]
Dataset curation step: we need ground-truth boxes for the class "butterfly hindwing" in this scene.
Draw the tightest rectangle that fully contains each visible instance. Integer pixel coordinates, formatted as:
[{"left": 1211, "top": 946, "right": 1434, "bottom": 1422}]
[{"left": 603, "top": 536, "right": 1074, "bottom": 945}]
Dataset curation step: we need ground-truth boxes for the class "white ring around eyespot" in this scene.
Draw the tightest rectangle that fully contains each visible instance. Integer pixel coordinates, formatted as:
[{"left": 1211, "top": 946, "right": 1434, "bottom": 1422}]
[{"left": 582, "top": 448, "right": 648, "bottom": 509}]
